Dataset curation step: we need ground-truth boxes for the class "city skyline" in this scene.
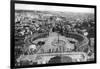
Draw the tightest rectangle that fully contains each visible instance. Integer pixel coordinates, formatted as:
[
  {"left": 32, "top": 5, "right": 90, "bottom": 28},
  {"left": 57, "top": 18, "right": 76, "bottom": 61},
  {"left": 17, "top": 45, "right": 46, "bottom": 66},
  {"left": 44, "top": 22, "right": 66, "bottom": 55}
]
[{"left": 15, "top": 3, "right": 94, "bottom": 13}]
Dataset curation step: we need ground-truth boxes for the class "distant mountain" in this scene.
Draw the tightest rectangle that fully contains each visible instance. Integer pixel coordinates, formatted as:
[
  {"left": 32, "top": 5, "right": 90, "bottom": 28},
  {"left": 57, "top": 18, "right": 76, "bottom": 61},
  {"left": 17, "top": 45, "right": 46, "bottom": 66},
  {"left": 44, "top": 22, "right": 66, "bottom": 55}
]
[{"left": 15, "top": 10, "right": 94, "bottom": 21}]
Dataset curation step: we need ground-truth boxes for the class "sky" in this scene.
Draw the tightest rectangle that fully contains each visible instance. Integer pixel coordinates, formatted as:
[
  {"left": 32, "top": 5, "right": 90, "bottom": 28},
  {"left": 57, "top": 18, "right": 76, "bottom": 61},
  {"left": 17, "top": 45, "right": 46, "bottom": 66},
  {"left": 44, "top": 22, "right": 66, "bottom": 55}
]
[{"left": 15, "top": 3, "right": 94, "bottom": 13}]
